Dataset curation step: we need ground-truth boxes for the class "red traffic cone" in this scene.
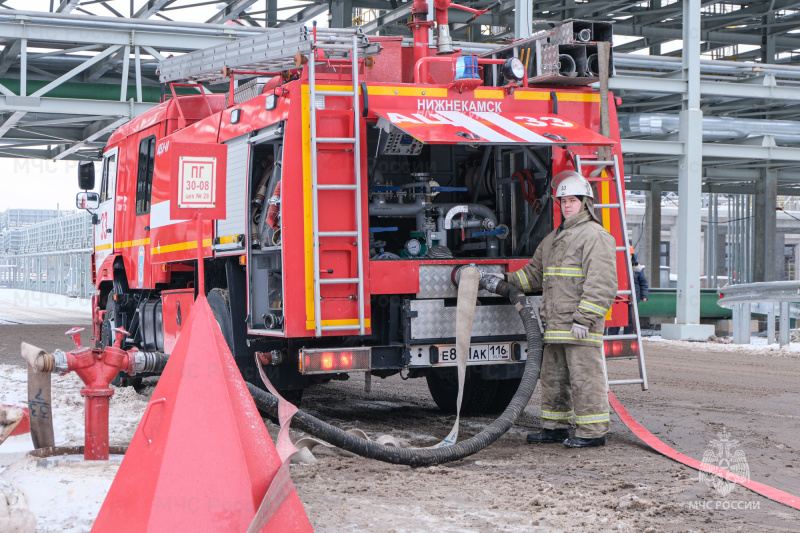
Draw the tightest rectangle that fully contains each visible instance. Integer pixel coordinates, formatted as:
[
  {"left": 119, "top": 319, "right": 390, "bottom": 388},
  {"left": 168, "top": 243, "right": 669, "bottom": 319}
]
[{"left": 92, "top": 295, "right": 313, "bottom": 532}]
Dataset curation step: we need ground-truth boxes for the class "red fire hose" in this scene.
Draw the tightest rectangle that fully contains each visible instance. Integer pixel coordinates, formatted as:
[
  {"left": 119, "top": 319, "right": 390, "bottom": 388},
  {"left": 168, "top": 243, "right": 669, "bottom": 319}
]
[{"left": 609, "top": 392, "right": 800, "bottom": 510}]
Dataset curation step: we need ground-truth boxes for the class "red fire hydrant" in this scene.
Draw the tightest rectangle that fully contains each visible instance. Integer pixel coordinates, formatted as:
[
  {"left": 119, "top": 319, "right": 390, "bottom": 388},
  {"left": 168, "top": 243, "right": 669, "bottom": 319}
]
[
  {"left": 21, "top": 327, "right": 169, "bottom": 460},
  {"left": 55, "top": 327, "right": 135, "bottom": 460}
]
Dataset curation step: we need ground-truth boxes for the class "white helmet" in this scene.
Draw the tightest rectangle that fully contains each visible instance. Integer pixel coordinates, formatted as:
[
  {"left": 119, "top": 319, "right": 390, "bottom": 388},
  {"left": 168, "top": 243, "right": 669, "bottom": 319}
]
[{"left": 553, "top": 170, "right": 593, "bottom": 199}]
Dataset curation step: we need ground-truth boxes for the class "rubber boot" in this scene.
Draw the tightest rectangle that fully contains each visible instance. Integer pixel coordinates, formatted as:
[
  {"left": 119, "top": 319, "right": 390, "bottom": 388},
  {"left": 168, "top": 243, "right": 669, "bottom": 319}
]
[
  {"left": 564, "top": 435, "right": 606, "bottom": 448},
  {"left": 526, "top": 428, "right": 570, "bottom": 444}
]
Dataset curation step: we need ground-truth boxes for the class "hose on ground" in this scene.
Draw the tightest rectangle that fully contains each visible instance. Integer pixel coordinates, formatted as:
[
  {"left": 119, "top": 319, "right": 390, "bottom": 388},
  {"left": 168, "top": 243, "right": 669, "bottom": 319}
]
[{"left": 247, "top": 279, "right": 543, "bottom": 467}]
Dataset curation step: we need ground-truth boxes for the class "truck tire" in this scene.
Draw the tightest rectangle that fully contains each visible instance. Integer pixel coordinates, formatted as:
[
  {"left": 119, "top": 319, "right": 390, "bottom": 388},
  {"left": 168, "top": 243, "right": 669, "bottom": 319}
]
[
  {"left": 207, "top": 288, "right": 303, "bottom": 407},
  {"left": 208, "top": 288, "right": 235, "bottom": 351},
  {"left": 487, "top": 378, "right": 522, "bottom": 413},
  {"left": 105, "top": 292, "right": 144, "bottom": 392},
  {"left": 425, "top": 367, "right": 499, "bottom": 415},
  {"left": 101, "top": 295, "right": 114, "bottom": 350}
]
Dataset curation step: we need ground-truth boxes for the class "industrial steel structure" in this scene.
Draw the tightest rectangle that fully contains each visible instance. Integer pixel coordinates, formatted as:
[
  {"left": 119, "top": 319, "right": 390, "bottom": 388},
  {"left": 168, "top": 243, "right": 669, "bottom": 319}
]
[{"left": 0, "top": 1, "right": 798, "bottom": 338}]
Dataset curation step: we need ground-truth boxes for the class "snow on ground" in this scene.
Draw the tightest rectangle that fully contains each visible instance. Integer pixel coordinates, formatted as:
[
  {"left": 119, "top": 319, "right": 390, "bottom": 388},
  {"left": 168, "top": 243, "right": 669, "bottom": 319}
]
[
  {"left": 643, "top": 335, "right": 800, "bottom": 357},
  {"left": 0, "top": 289, "right": 90, "bottom": 325},
  {"left": 0, "top": 364, "right": 149, "bottom": 533},
  {"left": 0, "top": 364, "right": 150, "bottom": 450}
]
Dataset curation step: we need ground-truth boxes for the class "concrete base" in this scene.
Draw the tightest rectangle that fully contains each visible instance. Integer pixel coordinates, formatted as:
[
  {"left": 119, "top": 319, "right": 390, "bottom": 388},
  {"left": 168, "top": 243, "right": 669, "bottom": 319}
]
[{"left": 661, "top": 323, "right": 716, "bottom": 341}]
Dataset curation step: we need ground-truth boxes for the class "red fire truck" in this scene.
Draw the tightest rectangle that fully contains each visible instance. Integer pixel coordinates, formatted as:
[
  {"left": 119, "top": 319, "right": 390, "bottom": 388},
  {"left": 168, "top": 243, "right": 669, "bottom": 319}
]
[{"left": 76, "top": 11, "right": 640, "bottom": 411}]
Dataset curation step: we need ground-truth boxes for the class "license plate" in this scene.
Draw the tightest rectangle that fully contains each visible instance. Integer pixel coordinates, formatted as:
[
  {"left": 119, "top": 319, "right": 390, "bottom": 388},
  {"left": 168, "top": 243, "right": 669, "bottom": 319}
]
[{"left": 437, "top": 343, "right": 511, "bottom": 364}]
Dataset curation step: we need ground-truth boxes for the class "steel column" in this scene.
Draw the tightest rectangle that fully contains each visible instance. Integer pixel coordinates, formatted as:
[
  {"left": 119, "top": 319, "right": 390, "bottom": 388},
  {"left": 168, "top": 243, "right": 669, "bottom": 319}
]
[
  {"left": 754, "top": 169, "right": 778, "bottom": 282},
  {"left": 767, "top": 303, "right": 776, "bottom": 345},
  {"left": 514, "top": 0, "right": 532, "bottom": 39},
  {"left": 645, "top": 181, "right": 661, "bottom": 289},
  {"left": 780, "top": 301, "right": 790, "bottom": 348},
  {"left": 676, "top": 0, "right": 701, "bottom": 325}
]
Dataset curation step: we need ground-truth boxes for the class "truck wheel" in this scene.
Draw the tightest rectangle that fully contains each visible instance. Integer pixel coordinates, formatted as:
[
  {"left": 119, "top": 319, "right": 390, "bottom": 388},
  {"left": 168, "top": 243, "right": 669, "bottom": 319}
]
[
  {"left": 100, "top": 293, "right": 115, "bottom": 349},
  {"left": 487, "top": 378, "right": 522, "bottom": 413},
  {"left": 104, "top": 293, "right": 142, "bottom": 392},
  {"left": 207, "top": 288, "right": 303, "bottom": 407},
  {"left": 208, "top": 288, "right": 235, "bottom": 351},
  {"left": 425, "top": 367, "right": 499, "bottom": 415}
]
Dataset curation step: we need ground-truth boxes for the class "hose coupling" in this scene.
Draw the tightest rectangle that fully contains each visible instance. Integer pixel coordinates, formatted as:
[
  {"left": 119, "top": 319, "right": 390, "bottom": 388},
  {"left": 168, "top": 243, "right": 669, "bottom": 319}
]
[
  {"left": 256, "top": 350, "right": 283, "bottom": 366},
  {"left": 52, "top": 349, "right": 69, "bottom": 374},
  {"left": 451, "top": 264, "right": 503, "bottom": 293},
  {"left": 132, "top": 351, "right": 169, "bottom": 375}
]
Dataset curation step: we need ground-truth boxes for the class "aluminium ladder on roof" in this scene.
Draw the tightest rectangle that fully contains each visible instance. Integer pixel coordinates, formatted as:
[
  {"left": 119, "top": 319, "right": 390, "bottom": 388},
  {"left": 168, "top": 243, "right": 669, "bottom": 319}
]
[
  {"left": 158, "top": 24, "right": 381, "bottom": 84},
  {"left": 575, "top": 153, "right": 649, "bottom": 391},
  {"left": 308, "top": 35, "right": 366, "bottom": 337}
]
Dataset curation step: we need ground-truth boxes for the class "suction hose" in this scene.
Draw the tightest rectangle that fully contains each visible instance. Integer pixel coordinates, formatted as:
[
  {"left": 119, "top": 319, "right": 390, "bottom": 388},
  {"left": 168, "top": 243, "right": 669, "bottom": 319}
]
[{"left": 247, "top": 275, "right": 543, "bottom": 467}]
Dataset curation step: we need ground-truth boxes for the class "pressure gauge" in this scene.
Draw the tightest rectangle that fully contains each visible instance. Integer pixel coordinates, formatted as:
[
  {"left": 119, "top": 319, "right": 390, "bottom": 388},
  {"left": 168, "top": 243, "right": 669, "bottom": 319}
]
[
  {"left": 502, "top": 57, "right": 525, "bottom": 82},
  {"left": 405, "top": 239, "right": 422, "bottom": 257}
]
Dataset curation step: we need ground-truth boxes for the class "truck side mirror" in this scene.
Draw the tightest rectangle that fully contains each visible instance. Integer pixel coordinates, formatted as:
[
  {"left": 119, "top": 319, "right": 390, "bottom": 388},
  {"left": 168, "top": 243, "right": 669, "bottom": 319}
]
[
  {"left": 76, "top": 191, "right": 100, "bottom": 211},
  {"left": 78, "top": 161, "right": 95, "bottom": 190}
]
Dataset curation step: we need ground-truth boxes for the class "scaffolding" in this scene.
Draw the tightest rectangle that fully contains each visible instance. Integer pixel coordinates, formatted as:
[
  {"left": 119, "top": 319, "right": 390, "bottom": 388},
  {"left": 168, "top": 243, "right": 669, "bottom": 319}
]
[{"left": 0, "top": 208, "right": 93, "bottom": 298}]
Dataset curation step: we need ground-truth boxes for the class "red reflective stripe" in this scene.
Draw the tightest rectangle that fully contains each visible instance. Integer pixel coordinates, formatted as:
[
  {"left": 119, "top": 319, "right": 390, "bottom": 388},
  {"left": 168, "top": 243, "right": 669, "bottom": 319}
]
[{"left": 609, "top": 392, "right": 800, "bottom": 510}]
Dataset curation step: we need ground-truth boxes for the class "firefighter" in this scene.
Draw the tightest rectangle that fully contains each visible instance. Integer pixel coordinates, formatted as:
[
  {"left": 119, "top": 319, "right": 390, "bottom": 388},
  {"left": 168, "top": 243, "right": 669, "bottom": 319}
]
[{"left": 497, "top": 170, "right": 617, "bottom": 448}]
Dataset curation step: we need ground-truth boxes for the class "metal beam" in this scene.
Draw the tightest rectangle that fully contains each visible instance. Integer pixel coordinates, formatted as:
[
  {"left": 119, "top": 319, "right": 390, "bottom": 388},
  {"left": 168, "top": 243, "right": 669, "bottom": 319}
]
[
  {"left": 85, "top": 47, "right": 125, "bottom": 83},
  {"left": 276, "top": 4, "right": 327, "bottom": 27},
  {"left": 133, "top": 0, "right": 176, "bottom": 19},
  {"left": 623, "top": 139, "right": 800, "bottom": 162},
  {"left": 53, "top": 116, "right": 127, "bottom": 160},
  {"left": 0, "top": 111, "right": 27, "bottom": 140},
  {"left": 0, "top": 39, "right": 21, "bottom": 76},
  {"left": 361, "top": 3, "right": 410, "bottom": 34},
  {"left": 0, "top": 95, "right": 153, "bottom": 116},
  {"left": 609, "top": 76, "right": 800, "bottom": 102},
  {"left": 613, "top": 22, "right": 800, "bottom": 50},
  {"left": 55, "top": 0, "right": 82, "bottom": 13},
  {"left": 206, "top": 0, "right": 260, "bottom": 24}
]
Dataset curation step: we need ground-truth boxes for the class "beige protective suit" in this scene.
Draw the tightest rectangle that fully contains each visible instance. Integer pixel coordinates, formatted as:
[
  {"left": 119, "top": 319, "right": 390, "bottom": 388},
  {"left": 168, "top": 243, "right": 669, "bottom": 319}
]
[{"left": 506, "top": 208, "right": 617, "bottom": 438}]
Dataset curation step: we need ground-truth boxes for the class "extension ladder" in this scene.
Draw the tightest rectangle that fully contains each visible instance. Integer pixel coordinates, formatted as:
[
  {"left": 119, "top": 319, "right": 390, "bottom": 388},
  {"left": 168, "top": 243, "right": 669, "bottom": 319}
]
[
  {"left": 159, "top": 24, "right": 380, "bottom": 84},
  {"left": 308, "top": 34, "right": 366, "bottom": 337},
  {"left": 575, "top": 153, "right": 649, "bottom": 390}
]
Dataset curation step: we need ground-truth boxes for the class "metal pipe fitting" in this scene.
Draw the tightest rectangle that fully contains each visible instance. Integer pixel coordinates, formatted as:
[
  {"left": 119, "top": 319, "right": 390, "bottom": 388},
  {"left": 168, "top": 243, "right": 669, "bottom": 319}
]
[{"left": 132, "top": 351, "right": 169, "bottom": 375}]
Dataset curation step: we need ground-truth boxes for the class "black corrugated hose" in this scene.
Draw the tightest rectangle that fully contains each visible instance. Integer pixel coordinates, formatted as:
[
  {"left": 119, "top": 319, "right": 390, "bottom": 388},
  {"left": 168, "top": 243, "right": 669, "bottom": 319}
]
[{"left": 247, "top": 279, "right": 543, "bottom": 467}]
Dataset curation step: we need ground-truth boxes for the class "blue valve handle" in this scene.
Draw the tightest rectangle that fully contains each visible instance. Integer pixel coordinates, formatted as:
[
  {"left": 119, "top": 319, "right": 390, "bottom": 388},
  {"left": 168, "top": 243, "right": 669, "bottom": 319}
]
[
  {"left": 370, "top": 227, "right": 399, "bottom": 233},
  {"left": 472, "top": 228, "right": 507, "bottom": 238},
  {"left": 431, "top": 187, "right": 468, "bottom": 192}
]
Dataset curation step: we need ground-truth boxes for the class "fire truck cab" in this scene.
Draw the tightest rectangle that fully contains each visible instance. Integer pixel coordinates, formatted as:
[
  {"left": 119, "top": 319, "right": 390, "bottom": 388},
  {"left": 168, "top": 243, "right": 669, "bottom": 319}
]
[{"left": 80, "top": 16, "right": 634, "bottom": 412}]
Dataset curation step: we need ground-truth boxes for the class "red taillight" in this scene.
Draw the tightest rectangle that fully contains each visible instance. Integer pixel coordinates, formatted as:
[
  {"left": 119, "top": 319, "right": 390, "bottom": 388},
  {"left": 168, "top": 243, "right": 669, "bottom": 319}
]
[
  {"left": 300, "top": 347, "right": 371, "bottom": 374},
  {"left": 630, "top": 340, "right": 639, "bottom": 353},
  {"left": 604, "top": 341, "right": 611, "bottom": 354},
  {"left": 321, "top": 352, "right": 334, "bottom": 371},
  {"left": 612, "top": 341, "right": 624, "bottom": 356}
]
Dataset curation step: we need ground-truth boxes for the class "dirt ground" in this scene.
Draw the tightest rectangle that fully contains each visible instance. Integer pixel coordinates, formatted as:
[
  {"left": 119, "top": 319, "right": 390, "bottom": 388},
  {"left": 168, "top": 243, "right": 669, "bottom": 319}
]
[
  {"left": 2, "top": 324, "right": 800, "bottom": 532},
  {"left": 0, "top": 323, "right": 92, "bottom": 366}
]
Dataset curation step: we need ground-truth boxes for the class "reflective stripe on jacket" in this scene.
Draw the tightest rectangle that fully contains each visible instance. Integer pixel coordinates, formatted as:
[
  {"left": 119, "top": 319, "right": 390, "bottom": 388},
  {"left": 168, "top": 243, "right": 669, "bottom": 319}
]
[{"left": 505, "top": 210, "right": 617, "bottom": 346}]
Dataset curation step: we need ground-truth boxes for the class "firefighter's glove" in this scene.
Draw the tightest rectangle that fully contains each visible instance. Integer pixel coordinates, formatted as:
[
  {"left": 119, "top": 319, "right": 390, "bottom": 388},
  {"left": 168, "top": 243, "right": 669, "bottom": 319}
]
[{"left": 571, "top": 321, "right": 589, "bottom": 341}]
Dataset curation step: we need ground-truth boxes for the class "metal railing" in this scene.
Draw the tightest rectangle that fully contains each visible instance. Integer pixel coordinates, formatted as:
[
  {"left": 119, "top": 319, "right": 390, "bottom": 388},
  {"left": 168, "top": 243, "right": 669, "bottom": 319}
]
[
  {"left": 0, "top": 209, "right": 93, "bottom": 298},
  {"left": 717, "top": 281, "right": 800, "bottom": 347}
]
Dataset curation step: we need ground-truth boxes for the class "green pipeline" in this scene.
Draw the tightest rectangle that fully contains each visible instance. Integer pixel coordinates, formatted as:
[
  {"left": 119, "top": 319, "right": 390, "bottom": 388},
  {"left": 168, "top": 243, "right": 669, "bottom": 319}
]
[
  {"left": 637, "top": 288, "right": 732, "bottom": 319},
  {"left": 0, "top": 79, "right": 216, "bottom": 103}
]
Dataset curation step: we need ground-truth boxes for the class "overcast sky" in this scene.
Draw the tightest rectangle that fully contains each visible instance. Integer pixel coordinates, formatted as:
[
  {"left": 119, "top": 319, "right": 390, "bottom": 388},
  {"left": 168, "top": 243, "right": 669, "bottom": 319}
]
[{"left": 0, "top": 159, "right": 99, "bottom": 212}]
